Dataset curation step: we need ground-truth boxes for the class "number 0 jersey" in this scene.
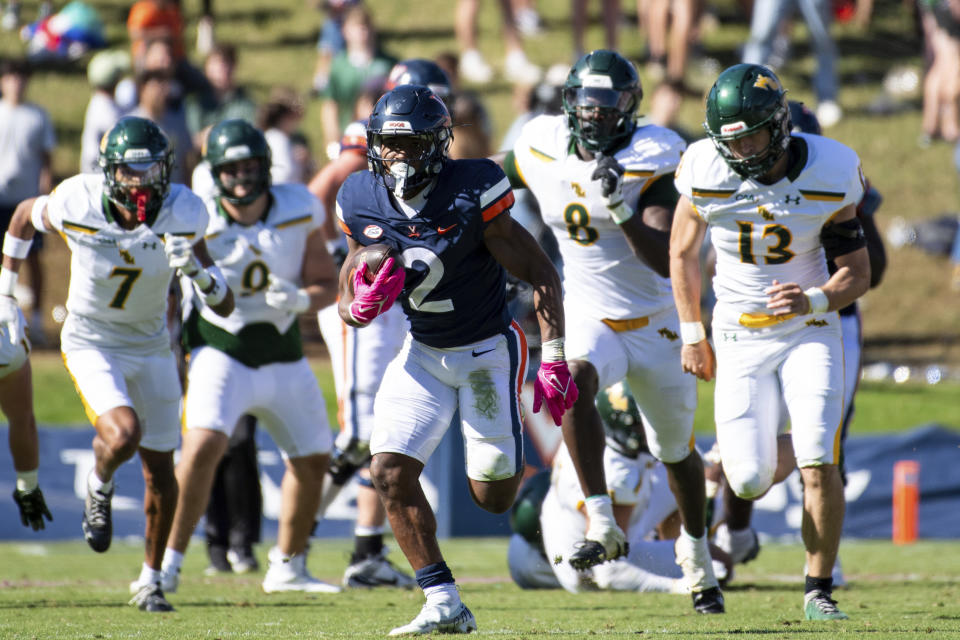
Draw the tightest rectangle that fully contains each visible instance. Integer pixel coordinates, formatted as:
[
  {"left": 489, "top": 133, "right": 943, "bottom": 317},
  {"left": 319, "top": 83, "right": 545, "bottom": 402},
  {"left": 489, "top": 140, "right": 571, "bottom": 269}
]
[
  {"left": 44, "top": 173, "right": 209, "bottom": 355},
  {"left": 337, "top": 159, "right": 513, "bottom": 348},
  {"left": 183, "top": 183, "right": 324, "bottom": 367},
  {"left": 674, "top": 133, "right": 865, "bottom": 315},
  {"left": 510, "top": 115, "right": 685, "bottom": 319}
]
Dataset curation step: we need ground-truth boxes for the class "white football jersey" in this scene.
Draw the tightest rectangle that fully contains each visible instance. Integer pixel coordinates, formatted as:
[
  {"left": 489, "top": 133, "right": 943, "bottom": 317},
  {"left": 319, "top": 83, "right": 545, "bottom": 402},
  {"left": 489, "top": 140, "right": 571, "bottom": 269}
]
[
  {"left": 46, "top": 174, "right": 208, "bottom": 354},
  {"left": 551, "top": 440, "right": 656, "bottom": 514},
  {"left": 196, "top": 183, "right": 324, "bottom": 335},
  {"left": 512, "top": 115, "right": 685, "bottom": 319},
  {"left": 675, "top": 133, "right": 865, "bottom": 315}
]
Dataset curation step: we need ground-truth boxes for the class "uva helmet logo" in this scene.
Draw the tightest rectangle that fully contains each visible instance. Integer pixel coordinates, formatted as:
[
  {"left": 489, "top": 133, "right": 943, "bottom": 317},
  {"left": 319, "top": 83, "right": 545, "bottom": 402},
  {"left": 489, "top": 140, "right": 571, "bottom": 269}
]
[{"left": 363, "top": 224, "right": 384, "bottom": 239}]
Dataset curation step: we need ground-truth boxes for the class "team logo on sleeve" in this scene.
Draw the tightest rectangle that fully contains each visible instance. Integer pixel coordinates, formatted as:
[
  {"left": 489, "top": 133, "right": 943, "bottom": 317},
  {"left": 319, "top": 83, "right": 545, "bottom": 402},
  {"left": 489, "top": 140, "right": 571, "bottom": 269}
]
[{"left": 363, "top": 224, "right": 384, "bottom": 239}]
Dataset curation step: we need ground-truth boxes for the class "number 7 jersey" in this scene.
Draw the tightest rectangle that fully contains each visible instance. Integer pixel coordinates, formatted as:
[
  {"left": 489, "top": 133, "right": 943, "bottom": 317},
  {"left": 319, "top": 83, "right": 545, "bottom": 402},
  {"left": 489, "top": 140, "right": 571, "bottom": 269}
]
[
  {"left": 674, "top": 133, "right": 865, "bottom": 315},
  {"left": 44, "top": 173, "right": 209, "bottom": 354}
]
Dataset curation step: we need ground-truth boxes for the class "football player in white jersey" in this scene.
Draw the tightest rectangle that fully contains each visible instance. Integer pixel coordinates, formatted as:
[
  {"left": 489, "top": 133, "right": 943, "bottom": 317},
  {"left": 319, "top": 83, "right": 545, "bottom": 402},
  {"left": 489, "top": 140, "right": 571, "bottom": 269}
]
[
  {"left": 310, "top": 120, "right": 415, "bottom": 589},
  {"left": 2, "top": 116, "right": 234, "bottom": 612},
  {"left": 160, "top": 119, "right": 341, "bottom": 594},
  {"left": 670, "top": 64, "right": 871, "bottom": 621},
  {"left": 0, "top": 275, "right": 50, "bottom": 532},
  {"left": 501, "top": 50, "right": 722, "bottom": 614},
  {"left": 509, "top": 383, "right": 720, "bottom": 595}
]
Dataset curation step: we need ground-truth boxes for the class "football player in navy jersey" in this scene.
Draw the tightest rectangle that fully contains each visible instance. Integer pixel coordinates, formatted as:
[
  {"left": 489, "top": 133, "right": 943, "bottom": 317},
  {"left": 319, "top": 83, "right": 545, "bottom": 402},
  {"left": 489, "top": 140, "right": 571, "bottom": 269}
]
[{"left": 336, "top": 84, "right": 576, "bottom": 636}]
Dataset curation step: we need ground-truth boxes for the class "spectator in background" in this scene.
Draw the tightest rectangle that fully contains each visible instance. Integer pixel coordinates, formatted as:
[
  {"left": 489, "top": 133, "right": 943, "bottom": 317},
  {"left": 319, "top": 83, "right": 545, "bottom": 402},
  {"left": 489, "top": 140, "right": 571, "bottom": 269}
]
[
  {"left": 919, "top": 0, "right": 960, "bottom": 146},
  {"left": 641, "top": 0, "right": 701, "bottom": 127},
  {"left": 455, "top": 0, "right": 542, "bottom": 85},
  {"left": 81, "top": 50, "right": 131, "bottom": 173},
  {"left": 116, "top": 37, "right": 205, "bottom": 114},
  {"left": 448, "top": 92, "right": 494, "bottom": 159},
  {"left": 129, "top": 69, "right": 195, "bottom": 185},
  {"left": 0, "top": 59, "right": 54, "bottom": 344},
  {"left": 197, "top": 0, "right": 215, "bottom": 55},
  {"left": 186, "top": 44, "right": 257, "bottom": 150},
  {"left": 318, "top": 5, "right": 394, "bottom": 154},
  {"left": 743, "top": 0, "right": 843, "bottom": 127},
  {"left": 127, "top": 0, "right": 185, "bottom": 62},
  {"left": 573, "top": 0, "right": 622, "bottom": 58},
  {"left": 312, "top": 0, "right": 362, "bottom": 95},
  {"left": 258, "top": 87, "right": 308, "bottom": 184}
]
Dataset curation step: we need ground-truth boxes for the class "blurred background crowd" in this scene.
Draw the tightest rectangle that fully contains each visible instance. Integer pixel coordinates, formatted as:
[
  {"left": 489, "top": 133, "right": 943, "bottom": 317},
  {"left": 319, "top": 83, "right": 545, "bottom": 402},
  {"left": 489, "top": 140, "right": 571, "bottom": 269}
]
[{"left": 0, "top": 0, "right": 958, "bottom": 350}]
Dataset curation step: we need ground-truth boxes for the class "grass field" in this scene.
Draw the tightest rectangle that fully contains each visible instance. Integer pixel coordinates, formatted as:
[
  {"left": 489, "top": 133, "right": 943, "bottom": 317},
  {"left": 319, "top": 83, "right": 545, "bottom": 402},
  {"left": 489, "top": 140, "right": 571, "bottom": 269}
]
[{"left": 1, "top": 538, "right": 958, "bottom": 639}]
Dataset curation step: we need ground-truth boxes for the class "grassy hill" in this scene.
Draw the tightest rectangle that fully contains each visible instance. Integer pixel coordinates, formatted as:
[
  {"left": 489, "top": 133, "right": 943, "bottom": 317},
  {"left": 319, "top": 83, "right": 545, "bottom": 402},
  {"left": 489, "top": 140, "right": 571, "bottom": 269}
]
[{"left": 1, "top": 0, "right": 958, "bottom": 359}]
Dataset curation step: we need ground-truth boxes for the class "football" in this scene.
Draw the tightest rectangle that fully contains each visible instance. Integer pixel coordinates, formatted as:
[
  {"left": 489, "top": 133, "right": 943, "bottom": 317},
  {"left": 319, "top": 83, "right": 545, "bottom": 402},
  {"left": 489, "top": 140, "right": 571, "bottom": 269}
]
[{"left": 350, "top": 243, "right": 402, "bottom": 286}]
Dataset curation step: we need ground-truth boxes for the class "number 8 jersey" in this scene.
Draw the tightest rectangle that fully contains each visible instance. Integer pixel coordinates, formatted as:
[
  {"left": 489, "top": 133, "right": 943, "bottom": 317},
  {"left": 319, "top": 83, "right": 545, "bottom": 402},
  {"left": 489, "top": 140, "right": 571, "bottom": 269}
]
[
  {"left": 674, "top": 133, "right": 865, "bottom": 316},
  {"left": 43, "top": 173, "right": 209, "bottom": 355},
  {"left": 509, "top": 115, "right": 686, "bottom": 319}
]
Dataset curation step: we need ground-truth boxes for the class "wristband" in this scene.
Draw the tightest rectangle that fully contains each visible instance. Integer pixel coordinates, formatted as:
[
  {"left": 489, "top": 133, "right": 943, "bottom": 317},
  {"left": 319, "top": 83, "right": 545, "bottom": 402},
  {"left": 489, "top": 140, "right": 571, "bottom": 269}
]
[
  {"left": 31, "top": 196, "right": 49, "bottom": 234},
  {"left": 680, "top": 321, "right": 706, "bottom": 345},
  {"left": 804, "top": 287, "right": 829, "bottom": 315},
  {"left": 16, "top": 469, "right": 38, "bottom": 492},
  {"left": 195, "top": 265, "right": 227, "bottom": 306},
  {"left": 608, "top": 200, "right": 635, "bottom": 225},
  {"left": 2, "top": 234, "right": 32, "bottom": 259},
  {"left": 0, "top": 268, "right": 17, "bottom": 296},
  {"left": 541, "top": 337, "right": 566, "bottom": 362}
]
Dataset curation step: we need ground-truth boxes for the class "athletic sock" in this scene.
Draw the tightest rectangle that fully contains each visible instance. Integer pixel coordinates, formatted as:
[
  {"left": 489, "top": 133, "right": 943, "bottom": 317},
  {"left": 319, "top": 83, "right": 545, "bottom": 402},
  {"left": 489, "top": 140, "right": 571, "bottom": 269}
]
[{"left": 805, "top": 574, "right": 833, "bottom": 595}]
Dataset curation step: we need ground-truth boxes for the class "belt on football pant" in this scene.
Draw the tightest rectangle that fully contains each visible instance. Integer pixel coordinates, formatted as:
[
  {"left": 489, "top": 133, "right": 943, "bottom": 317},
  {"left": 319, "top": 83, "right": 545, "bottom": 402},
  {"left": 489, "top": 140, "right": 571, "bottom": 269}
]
[
  {"left": 601, "top": 316, "right": 650, "bottom": 332},
  {"left": 738, "top": 312, "right": 797, "bottom": 329}
]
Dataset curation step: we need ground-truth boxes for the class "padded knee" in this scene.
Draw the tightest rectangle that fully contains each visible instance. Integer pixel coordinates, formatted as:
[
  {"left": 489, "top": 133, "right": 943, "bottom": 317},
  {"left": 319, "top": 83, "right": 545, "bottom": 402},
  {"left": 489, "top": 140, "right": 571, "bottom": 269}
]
[{"left": 724, "top": 463, "right": 775, "bottom": 500}]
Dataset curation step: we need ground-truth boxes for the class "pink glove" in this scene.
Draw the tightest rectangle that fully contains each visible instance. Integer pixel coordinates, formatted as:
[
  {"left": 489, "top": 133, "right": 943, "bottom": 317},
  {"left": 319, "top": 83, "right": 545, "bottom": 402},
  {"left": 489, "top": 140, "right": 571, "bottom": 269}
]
[
  {"left": 532, "top": 360, "right": 579, "bottom": 426},
  {"left": 349, "top": 258, "right": 405, "bottom": 325}
]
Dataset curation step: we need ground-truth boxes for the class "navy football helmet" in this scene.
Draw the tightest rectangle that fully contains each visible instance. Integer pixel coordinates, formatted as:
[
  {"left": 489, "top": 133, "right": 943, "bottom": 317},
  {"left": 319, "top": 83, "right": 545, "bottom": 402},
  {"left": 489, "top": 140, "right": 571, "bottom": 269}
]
[
  {"left": 386, "top": 59, "right": 452, "bottom": 99},
  {"left": 788, "top": 100, "right": 821, "bottom": 135},
  {"left": 366, "top": 84, "right": 452, "bottom": 199}
]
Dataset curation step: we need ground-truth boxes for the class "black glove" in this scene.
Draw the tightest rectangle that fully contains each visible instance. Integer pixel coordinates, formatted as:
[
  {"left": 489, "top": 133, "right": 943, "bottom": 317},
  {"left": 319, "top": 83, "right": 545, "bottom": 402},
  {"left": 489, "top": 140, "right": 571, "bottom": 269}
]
[
  {"left": 13, "top": 487, "right": 53, "bottom": 531},
  {"left": 590, "top": 153, "right": 625, "bottom": 204}
]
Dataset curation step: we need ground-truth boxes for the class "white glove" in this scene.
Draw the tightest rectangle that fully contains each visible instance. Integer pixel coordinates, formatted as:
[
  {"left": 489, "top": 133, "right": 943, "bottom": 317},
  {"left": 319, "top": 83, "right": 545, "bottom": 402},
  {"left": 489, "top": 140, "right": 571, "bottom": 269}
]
[
  {"left": 163, "top": 234, "right": 201, "bottom": 278},
  {"left": 0, "top": 295, "right": 29, "bottom": 368},
  {"left": 265, "top": 274, "right": 310, "bottom": 314}
]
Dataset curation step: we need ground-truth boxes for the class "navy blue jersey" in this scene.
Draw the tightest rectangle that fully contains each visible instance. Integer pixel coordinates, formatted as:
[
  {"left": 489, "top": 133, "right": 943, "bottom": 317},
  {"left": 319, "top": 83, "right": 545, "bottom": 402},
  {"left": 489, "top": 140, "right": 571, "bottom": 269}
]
[{"left": 337, "top": 159, "right": 515, "bottom": 348}]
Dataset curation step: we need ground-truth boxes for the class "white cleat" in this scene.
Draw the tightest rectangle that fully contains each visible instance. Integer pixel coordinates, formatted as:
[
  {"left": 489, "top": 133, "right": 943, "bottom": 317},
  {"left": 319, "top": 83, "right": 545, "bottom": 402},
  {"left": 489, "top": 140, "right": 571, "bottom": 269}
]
[
  {"left": 389, "top": 602, "right": 477, "bottom": 636},
  {"left": 504, "top": 49, "right": 542, "bottom": 85},
  {"left": 262, "top": 547, "right": 341, "bottom": 594},
  {"left": 459, "top": 49, "right": 493, "bottom": 84},
  {"left": 675, "top": 532, "right": 719, "bottom": 593},
  {"left": 343, "top": 549, "right": 416, "bottom": 588}
]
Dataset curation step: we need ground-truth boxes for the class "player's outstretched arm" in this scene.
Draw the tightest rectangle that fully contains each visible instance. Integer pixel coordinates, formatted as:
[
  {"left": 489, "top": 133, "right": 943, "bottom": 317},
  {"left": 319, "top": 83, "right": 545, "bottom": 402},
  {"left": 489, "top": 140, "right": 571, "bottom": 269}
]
[{"left": 669, "top": 195, "right": 714, "bottom": 381}]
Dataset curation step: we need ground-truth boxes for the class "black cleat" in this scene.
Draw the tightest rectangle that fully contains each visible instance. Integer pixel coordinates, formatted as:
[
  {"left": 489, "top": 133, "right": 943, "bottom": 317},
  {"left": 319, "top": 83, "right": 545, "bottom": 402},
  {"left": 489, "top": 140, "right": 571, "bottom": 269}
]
[
  {"left": 568, "top": 540, "right": 629, "bottom": 571},
  {"left": 129, "top": 582, "right": 175, "bottom": 612},
  {"left": 81, "top": 485, "right": 113, "bottom": 553},
  {"left": 693, "top": 586, "right": 725, "bottom": 614}
]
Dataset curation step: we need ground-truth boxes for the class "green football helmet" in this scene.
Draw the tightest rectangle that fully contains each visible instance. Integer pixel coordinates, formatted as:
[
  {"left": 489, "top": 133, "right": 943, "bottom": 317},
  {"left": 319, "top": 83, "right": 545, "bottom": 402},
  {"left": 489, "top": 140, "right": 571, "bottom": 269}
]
[
  {"left": 509, "top": 468, "right": 551, "bottom": 546},
  {"left": 98, "top": 116, "right": 174, "bottom": 225},
  {"left": 204, "top": 119, "right": 272, "bottom": 205},
  {"left": 597, "top": 381, "right": 647, "bottom": 459},
  {"left": 704, "top": 63, "right": 790, "bottom": 180},
  {"left": 563, "top": 50, "right": 641, "bottom": 154}
]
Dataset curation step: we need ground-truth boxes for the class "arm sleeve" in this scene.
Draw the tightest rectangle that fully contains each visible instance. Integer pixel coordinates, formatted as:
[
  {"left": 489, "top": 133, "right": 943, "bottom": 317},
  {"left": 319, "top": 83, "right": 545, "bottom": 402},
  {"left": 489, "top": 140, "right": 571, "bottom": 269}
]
[
  {"left": 635, "top": 174, "right": 680, "bottom": 212},
  {"left": 502, "top": 150, "right": 528, "bottom": 189}
]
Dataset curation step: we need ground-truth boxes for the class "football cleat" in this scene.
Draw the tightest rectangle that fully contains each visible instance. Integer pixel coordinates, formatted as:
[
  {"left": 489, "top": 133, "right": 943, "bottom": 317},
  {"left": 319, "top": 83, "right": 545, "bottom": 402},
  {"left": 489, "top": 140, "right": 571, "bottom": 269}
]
[
  {"left": 343, "top": 549, "right": 416, "bottom": 589},
  {"left": 675, "top": 532, "right": 720, "bottom": 595},
  {"left": 692, "top": 586, "right": 726, "bottom": 614},
  {"left": 804, "top": 590, "right": 849, "bottom": 620},
  {"left": 389, "top": 602, "right": 477, "bottom": 636},
  {"left": 714, "top": 523, "right": 761, "bottom": 565},
  {"left": 569, "top": 523, "right": 628, "bottom": 570},
  {"left": 262, "top": 547, "right": 341, "bottom": 594},
  {"left": 81, "top": 485, "right": 113, "bottom": 553},
  {"left": 227, "top": 546, "right": 259, "bottom": 574},
  {"left": 128, "top": 582, "right": 175, "bottom": 612}
]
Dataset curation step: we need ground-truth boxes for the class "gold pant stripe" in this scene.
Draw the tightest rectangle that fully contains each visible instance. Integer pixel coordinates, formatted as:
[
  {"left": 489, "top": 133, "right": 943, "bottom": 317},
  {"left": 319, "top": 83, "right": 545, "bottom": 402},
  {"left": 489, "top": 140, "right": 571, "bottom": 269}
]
[
  {"left": 738, "top": 312, "right": 797, "bottom": 329},
  {"left": 601, "top": 316, "right": 650, "bottom": 332}
]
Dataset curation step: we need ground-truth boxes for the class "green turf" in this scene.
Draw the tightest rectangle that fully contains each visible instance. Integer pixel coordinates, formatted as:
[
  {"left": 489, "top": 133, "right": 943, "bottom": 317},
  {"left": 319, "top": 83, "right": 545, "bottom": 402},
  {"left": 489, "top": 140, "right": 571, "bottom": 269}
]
[{"left": 0, "top": 538, "right": 957, "bottom": 638}]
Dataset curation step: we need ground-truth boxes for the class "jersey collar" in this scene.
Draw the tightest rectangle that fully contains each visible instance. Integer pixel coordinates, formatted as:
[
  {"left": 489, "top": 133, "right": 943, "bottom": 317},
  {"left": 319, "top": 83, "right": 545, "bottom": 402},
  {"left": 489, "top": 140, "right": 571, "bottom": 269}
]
[{"left": 215, "top": 192, "right": 275, "bottom": 226}]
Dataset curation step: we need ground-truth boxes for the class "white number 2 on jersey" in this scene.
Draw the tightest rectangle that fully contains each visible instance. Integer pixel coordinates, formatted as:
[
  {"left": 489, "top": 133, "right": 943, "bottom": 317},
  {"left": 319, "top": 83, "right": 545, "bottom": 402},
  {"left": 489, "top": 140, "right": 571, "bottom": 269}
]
[{"left": 402, "top": 246, "right": 454, "bottom": 313}]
